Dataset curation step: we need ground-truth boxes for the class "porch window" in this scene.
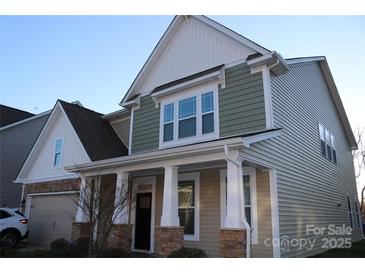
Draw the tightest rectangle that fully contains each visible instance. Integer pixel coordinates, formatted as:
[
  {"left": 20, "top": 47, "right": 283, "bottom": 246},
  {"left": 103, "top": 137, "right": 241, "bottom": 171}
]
[
  {"left": 243, "top": 175, "right": 251, "bottom": 225},
  {"left": 178, "top": 180, "right": 195, "bottom": 236},
  {"left": 347, "top": 196, "right": 353, "bottom": 229},
  {"left": 53, "top": 139, "right": 63, "bottom": 168},
  {"left": 220, "top": 168, "right": 258, "bottom": 244}
]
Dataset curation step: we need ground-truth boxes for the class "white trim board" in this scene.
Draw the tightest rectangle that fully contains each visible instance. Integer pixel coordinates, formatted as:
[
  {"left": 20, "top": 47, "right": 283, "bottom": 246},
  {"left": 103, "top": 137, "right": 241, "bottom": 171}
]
[
  {"left": 130, "top": 176, "right": 156, "bottom": 253},
  {"left": 0, "top": 110, "right": 51, "bottom": 131},
  {"left": 220, "top": 167, "right": 258, "bottom": 244},
  {"left": 158, "top": 80, "right": 220, "bottom": 149},
  {"left": 178, "top": 172, "right": 200, "bottom": 241},
  {"left": 121, "top": 15, "right": 270, "bottom": 106},
  {"left": 24, "top": 190, "right": 79, "bottom": 219},
  {"left": 15, "top": 101, "right": 91, "bottom": 183}
]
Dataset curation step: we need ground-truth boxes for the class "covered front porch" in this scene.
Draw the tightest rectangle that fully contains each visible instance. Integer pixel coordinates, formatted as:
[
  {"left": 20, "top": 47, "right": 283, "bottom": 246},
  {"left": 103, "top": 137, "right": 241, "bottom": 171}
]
[{"left": 67, "top": 135, "right": 280, "bottom": 257}]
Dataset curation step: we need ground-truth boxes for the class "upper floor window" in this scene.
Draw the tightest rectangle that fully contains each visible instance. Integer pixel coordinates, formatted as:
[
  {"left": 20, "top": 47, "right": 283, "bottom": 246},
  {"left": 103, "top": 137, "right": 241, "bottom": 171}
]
[
  {"left": 318, "top": 124, "right": 337, "bottom": 164},
  {"left": 160, "top": 87, "right": 218, "bottom": 148},
  {"left": 53, "top": 139, "right": 63, "bottom": 168}
]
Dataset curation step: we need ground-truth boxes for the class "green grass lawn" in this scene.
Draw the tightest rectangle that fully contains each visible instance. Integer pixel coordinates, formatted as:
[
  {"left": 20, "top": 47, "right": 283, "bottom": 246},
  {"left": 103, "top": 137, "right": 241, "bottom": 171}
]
[{"left": 310, "top": 239, "right": 365, "bottom": 258}]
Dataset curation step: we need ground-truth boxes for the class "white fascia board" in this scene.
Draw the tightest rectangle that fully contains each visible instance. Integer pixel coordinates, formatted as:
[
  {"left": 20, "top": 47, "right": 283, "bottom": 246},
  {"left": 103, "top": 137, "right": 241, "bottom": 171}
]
[
  {"left": 285, "top": 56, "right": 325, "bottom": 65},
  {"left": 0, "top": 110, "right": 51, "bottom": 131},
  {"left": 65, "top": 137, "right": 244, "bottom": 173},
  {"left": 121, "top": 15, "right": 270, "bottom": 105},
  {"left": 242, "top": 129, "right": 282, "bottom": 148},
  {"left": 318, "top": 60, "right": 357, "bottom": 149},
  {"left": 247, "top": 51, "right": 288, "bottom": 75},
  {"left": 195, "top": 16, "right": 270, "bottom": 55},
  {"left": 120, "top": 16, "right": 182, "bottom": 106},
  {"left": 151, "top": 70, "right": 223, "bottom": 100},
  {"left": 15, "top": 103, "right": 62, "bottom": 182},
  {"left": 101, "top": 109, "right": 130, "bottom": 120},
  {"left": 121, "top": 97, "right": 141, "bottom": 109},
  {"left": 15, "top": 102, "right": 91, "bottom": 183}
]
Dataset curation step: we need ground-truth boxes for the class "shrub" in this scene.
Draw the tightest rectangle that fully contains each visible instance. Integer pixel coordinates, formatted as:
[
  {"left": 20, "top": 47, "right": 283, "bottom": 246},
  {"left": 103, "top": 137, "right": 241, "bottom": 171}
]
[
  {"left": 168, "top": 247, "right": 207, "bottom": 258},
  {"left": 69, "top": 237, "right": 89, "bottom": 257},
  {"left": 50, "top": 238, "right": 71, "bottom": 251},
  {"left": 101, "top": 247, "right": 132, "bottom": 258}
]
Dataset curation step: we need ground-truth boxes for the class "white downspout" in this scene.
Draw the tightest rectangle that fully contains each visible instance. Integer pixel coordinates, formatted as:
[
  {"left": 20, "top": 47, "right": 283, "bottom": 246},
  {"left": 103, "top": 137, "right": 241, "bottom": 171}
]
[{"left": 224, "top": 144, "right": 251, "bottom": 258}]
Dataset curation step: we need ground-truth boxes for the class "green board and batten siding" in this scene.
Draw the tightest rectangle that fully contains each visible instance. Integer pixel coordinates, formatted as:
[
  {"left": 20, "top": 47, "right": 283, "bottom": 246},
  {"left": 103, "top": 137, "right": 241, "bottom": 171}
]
[
  {"left": 131, "top": 63, "right": 267, "bottom": 153},
  {"left": 131, "top": 96, "right": 160, "bottom": 153},
  {"left": 219, "top": 63, "right": 266, "bottom": 137}
]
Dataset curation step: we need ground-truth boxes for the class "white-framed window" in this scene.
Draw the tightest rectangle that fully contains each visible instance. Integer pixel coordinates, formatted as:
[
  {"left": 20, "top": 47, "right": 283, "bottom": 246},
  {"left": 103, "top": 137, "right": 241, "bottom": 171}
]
[
  {"left": 318, "top": 123, "right": 337, "bottom": 164},
  {"left": 178, "top": 172, "right": 200, "bottom": 241},
  {"left": 346, "top": 195, "right": 353, "bottom": 229},
  {"left": 159, "top": 82, "right": 219, "bottom": 149},
  {"left": 354, "top": 199, "right": 361, "bottom": 228},
  {"left": 53, "top": 139, "right": 63, "bottom": 168},
  {"left": 163, "top": 103, "right": 174, "bottom": 142},
  {"left": 220, "top": 167, "right": 258, "bottom": 244}
]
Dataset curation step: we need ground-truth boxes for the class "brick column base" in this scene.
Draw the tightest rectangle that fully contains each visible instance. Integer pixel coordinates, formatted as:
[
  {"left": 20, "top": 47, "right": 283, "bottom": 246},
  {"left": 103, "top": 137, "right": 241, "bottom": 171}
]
[
  {"left": 219, "top": 228, "right": 247, "bottom": 258},
  {"left": 71, "top": 222, "right": 90, "bottom": 241},
  {"left": 155, "top": 226, "right": 184, "bottom": 256},
  {"left": 106, "top": 224, "right": 133, "bottom": 250}
]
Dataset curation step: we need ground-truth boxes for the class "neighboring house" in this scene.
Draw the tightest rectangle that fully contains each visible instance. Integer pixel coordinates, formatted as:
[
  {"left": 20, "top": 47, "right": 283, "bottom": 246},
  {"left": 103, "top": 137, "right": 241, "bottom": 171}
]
[
  {"left": 15, "top": 100, "right": 128, "bottom": 246},
  {"left": 0, "top": 105, "right": 49, "bottom": 208},
  {"left": 16, "top": 16, "right": 363, "bottom": 257}
]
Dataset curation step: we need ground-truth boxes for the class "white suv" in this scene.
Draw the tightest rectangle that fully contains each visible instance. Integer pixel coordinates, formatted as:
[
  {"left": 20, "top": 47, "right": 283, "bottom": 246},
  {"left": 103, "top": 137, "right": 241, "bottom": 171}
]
[{"left": 0, "top": 208, "right": 29, "bottom": 248}]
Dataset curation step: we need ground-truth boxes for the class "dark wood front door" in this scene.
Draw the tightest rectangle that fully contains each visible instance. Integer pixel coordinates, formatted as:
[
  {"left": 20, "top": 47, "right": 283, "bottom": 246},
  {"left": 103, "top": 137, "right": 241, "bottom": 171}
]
[{"left": 134, "top": 192, "right": 152, "bottom": 250}]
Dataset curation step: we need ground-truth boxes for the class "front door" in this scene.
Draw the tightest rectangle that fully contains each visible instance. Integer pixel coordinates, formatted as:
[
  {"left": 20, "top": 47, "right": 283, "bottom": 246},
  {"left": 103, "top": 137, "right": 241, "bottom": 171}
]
[{"left": 134, "top": 192, "right": 152, "bottom": 251}]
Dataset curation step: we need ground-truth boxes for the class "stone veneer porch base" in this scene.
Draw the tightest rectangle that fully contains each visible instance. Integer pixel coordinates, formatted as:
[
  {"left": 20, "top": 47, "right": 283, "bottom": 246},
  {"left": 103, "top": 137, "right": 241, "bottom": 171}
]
[
  {"left": 219, "top": 228, "right": 247, "bottom": 258},
  {"left": 71, "top": 222, "right": 91, "bottom": 241},
  {"left": 106, "top": 224, "right": 133, "bottom": 250},
  {"left": 155, "top": 226, "right": 184, "bottom": 256}
]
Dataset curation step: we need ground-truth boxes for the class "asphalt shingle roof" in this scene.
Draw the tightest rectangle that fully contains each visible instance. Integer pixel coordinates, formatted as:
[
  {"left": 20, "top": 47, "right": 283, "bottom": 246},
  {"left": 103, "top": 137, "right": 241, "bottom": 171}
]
[{"left": 59, "top": 100, "right": 128, "bottom": 161}]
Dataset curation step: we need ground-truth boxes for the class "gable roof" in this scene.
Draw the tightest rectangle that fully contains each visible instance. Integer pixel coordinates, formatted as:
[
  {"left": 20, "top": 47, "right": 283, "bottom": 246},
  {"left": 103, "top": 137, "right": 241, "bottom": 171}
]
[
  {"left": 286, "top": 56, "right": 357, "bottom": 149},
  {"left": 59, "top": 100, "right": 128, "bottom": 161},
  {"left": 0, "top": 104, "right": 34, "bottom": 127},
  {"left": 120, "top": 15, "right": 271, "bottom": 106}
]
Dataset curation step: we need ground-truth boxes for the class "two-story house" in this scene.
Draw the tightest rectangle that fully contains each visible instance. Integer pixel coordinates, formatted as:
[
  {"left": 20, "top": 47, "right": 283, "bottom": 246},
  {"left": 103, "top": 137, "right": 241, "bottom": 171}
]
[
  {"left": 0, "top": 105, "right": 50, "bottom": 208},
  {"left": 15, "top": 15, "right": 363, "bottom": 257}
]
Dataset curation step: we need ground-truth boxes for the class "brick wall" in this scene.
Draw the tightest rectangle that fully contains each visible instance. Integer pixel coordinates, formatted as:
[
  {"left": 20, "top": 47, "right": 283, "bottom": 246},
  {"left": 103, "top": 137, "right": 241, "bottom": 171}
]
[
  {"left": 106, "top": 224, "right": 133, "bottom": 250},
  {"left": 219, "top": 228, "right": 247, "bottom": 258},
  {"left": 155, "top": 226, "right": 184, "bottom": 256},
  {"left": 71, "top": 222, "right": 91, "bottom": 240},
  {"left": 24, "top": 178, "right": 81, "bottom": 196}
]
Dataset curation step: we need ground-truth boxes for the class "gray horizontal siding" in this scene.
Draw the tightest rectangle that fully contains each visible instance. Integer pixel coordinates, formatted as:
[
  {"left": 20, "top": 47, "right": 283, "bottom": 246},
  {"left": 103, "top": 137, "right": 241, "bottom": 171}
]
[
  {"left": 219, "top": 63, "right": 266, "bottom": 137},
  {"left": 241, "top": 62, "right": 363, "bottom": 257},
  {"left": 0, "top": 114, "right": 48, "bottom": 207},
  {"left": 131, "top": 96, "right": 159, "bottom": 153}
]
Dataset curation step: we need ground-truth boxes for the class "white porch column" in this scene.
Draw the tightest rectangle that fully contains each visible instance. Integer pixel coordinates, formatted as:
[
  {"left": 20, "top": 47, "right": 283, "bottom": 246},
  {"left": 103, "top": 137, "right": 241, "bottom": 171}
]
[
  {"left": 75, "top": 175, "right": 88, "bottom": 222},
  {"left": 160, "top": 165, "right": 180, "bottom": 227},
  {"left": 224, "top": 159, "right": 244, "bottom": 228},
  {"left": 112, "top": 171, "right": 129, "bottom": 224}
]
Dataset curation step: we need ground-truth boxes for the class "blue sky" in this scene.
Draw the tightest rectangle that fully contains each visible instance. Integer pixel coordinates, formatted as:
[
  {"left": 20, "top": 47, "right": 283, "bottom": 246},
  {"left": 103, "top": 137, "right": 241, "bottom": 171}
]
[
  {"left": 1, "top": 16, "right": 364, "bottom": 130},
  {"left": 1, "top": 16, "right": 364, "bottom": 194}
]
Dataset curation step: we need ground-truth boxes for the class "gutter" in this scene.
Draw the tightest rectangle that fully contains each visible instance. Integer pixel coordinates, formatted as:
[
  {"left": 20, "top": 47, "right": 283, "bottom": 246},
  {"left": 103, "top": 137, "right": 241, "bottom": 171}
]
[{"left": 224, "top": 144, "right": 251, "bottom": 258}]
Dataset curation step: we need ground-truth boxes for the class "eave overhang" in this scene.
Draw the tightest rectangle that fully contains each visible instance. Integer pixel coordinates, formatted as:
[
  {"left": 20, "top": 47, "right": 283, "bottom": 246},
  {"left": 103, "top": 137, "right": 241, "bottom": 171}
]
[{"left": 65, "top": 128, "right": 282, "bottom": 174}]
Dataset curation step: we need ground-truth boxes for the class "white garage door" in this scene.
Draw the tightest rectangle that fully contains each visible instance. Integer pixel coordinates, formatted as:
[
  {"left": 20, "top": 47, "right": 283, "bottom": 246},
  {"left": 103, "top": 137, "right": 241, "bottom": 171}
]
[{"left": 28, "top": 193, "right": 79, "bottom": 247}]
